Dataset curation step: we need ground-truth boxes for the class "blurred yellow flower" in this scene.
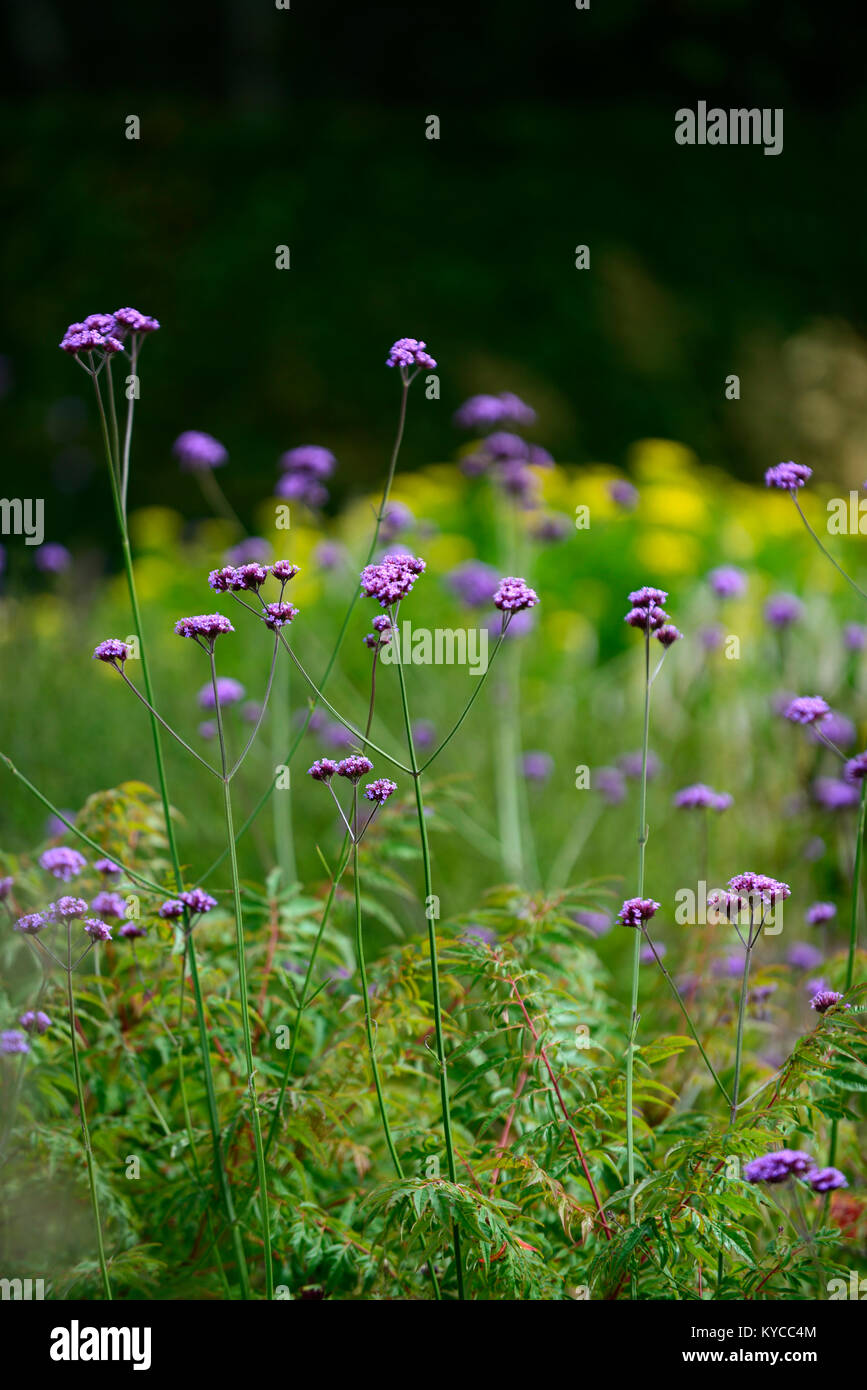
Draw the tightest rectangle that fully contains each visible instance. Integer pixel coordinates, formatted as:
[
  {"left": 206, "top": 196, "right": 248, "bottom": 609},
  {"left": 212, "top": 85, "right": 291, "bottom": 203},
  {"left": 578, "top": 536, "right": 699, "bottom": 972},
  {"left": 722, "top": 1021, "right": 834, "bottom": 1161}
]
[{"left": 630, "top": 439, "right": 698, "bottom": 480}]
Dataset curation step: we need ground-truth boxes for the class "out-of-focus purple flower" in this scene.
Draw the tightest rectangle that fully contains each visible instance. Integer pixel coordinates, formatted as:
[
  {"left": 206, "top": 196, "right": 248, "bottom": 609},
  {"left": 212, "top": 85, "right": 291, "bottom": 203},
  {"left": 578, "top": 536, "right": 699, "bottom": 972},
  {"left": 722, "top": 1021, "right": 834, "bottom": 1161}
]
[
  {"left": 486, "top": 608, "right": 537, "bottom": 641},
  {"left": 765, "top": 461, "right": 812, "bottom": 491},
  {"left": 198, "top": 677, "right": 245, "bottom": 709},
  {"left": 308, "top": 758, "right": 339, "bottom": 782},
  {"left": 174, "top": 614, "right": 234, "bottom": 643},
  {"left": 94, "top": 858, "right": 121, "bottom": 877},
  {"left": 278, "top": 445, "right": 336, "bottom": 479},
  {"left": 608, "top": 479, "right": 638, "bottom": 509},
  {"left": 386, "top": 338, "right": 437, "bottom": 371},
  {"left": 118, "top": 922, "right": 147, "bottom": 939},
  {"left": 813, "top": 776, "right": 860, "bottom": 810},
  {"left": 262, "top": 602, "right": 299, "bottom": 630},
  {"left": 337, "top": 755, "right": 374, "bottom": 782},
  {"left": 493, "top": 577, "right": 539, "bottom": 613},
  {"left": 531, "top": 512, "right": 571, "bottom": 543},
  {"left": 361, "top": 553, "right": 426, "bottom": 607},
  {"left": 640, "top": 941, "right": 665, "bottom": 963},
  {"left": 198, "top": 721, "right": 217, "bottom": 740},
  {"left": 322, "top": 722, "right": 356, "bottom": 750},
  {"left": 764, "top": 593, "right": 803, "bottom": 628},
  {"left": 783, "top": 695, "right": 831, "bottom": 725},
  {"left": 806, "top": 902, "right": 836, "bottom": 926},
  {"left": 453, "top": 393, "right": 536, "bottom": 431},
  {"left": 448, "top": 560, "right": 500, "bottom": 608},
  {"left": 617, "top": 751, "right": 657, "bottom": 780},
  {"left": 809, "top": 711, "right": 855, "bottom": 749},
  {"left": 363, "top": 778, "right": 397, "bottom": 805},
  {"left": 711, "top": 953, "right": 745, "bottom": 979},
  {"left": 573, "top": 908, "right": 612, "bottom": 937},
  {"left": 656, "top": 624, "right": 682, "bottom": 647},
  {"left": 181, "top": 889, "right": 217, "bottom": 916},
  {"left": 275, "top": 472, "right": 329, "bottom": 508},
  {"left": 40, "top": 848, "right": 86, "bottom": 882},
  {"left": 225, "top": 537, "right": 271, "bottom": 567},
  {"left": 617, "top": 897, "right": 660, "bottom": 926},
  {"left": 744, "top": 1149, "right": 814, "bottom": 1183},
  {"left": 522, "top": 751, "right": 553, "bottom": 783},
  {"left": 596, "top": 767, "right": 627, "bottom": 805},
  {"left": 34, "top": 543, "right": 71, "bottom": 574},
  {"left": 810, "top": 989, "right": 845, "bottom": 1013},
  {"left": 412, "top": 719, "right": 436, "bottom": 749},
  {"left": 380, "top": 502, "right": 415, "bottom": 544},
  {"left": 750, "top": 983, "right": 777, "bottom": 1004},
  {"left": 83, "top": 918, "right": 112, "bottom": 941},
  {"left": 19, "top": 1010, "right": 51, "bottom": 1034},
  {"left": 14, "top": 913, "right": 47, "bottom": 935},
  {"left": 91, "top": 891, "right": 126, "bottom": 919},
  {"left": 0, "top": 875, "right": 14, "bottom": 900},
  {"left": 844, "top": 623, "right": 867, "bottom": 651},
  {"left": 313, "top": 540, "right": 347, "bottom": 571},
  {"left": 807, "top": 1167, "right": 847, "bottom": 1192},
  {"left": 173, "top": 431, "right": 228, "bottom": 471},
  {"left": 1, "top": 1030, "right": 29, "bottom": 1054},
  {"left": 113, "top": 307, "right": 160, "bottom": 334},
  {"left": 700, "top": 625, "right": 725, "bottom": 651},
  {"left": 708, "top": 566, "right": 747, "bottom": 599},
  {"left": 805, "top": 976, "right": 826, "bottom": 996},
  {"left": 787, "top": 941, "right": 824, "bottom": 970},
  {"left": 844, "top": 751, "right": 867, "bottom": 783},
  {"left": 461, "top": 923, "right": 498, "bottom": 946},
  {"left": 673, "top": 784, "right": 732, "bottom": 812},
  {"left": 158, "top": 899, "right": 185, "bottom": 920}
]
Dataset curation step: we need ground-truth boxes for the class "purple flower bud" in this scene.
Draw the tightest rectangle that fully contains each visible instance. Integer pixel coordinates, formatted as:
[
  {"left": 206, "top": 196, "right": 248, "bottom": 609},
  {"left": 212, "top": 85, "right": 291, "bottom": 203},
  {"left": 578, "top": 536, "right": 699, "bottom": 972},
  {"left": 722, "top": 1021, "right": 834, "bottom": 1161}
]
[
  {"left": 19, "top": 1010, "right": 52, "bottom": 1034},
  {"left": 307, "top": 759, "right": 339, "bottom": 782},
  {"left": 174, "top": 613, "right": 235, "bottom": 642},
  {"left": 656, "top": 624, "right": 683, "bottom": 647},
  {"left": 493, "top": 576, "right": 539, "bottom": 613},
  {"left": 765, "top": 461, "right": 812, "bottom": 490},
  {"left": 113, "top": 307, "right": 160, "bottom": 333},
  {"left": 386, "top": 338, "right": 437, "bottom": 371}
]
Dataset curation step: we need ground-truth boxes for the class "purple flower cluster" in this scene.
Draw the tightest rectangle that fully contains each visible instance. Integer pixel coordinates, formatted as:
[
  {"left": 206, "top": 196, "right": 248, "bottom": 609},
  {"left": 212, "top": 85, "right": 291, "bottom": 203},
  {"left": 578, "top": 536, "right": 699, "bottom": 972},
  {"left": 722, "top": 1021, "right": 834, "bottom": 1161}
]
[
  {"left": 336, "top": 755, "right": 374, "bottom": 782},
  {"left": 493, "top": 577, "right": 539, "bottom": 614},
  {"left": 673, "top": 784, "right": 732, "bottom": 812},
  {"left": 806, "top": 902, "right": 836, "bottom": 926},
  {"left": 624, "top": 586, "right": 682, "bottom": 646},
  {"left": 14, "top": 913, "right": 47, "bottom": 935},
  {"left": 363, "top": 779, "right": 398, "bottom": 805},
  {"left": 844, "top": 751, "right": 867, "bottom": 782},
  {"left": 174, "top": 614, "right": 235, "bottom": 645},
  {"left": 453, "top": 392, "right": 536, "bottom": 432},
  {"left": 617, "top": 897, "right": 660, "bottom": 926},
  {"left": 448, "top": 561, "right": 501, "bottom": 608},
  {"left": 118, "top": 922, "right": 147, "bottom": 939},
  {"left": 94, "top": 858, "right": 121, "bottom": 877},
  {"left": 276, "top": 446, "right": 337, "bottom": 508},
  {"left": 743, "top": 1149, "right": 815, "bottom": 1183},
  {"left": 91, "top": 891, "right": 126, "bottom": 919},
  {"left": 783, "top": 695, "right": 831, "bottom": 725},
  {"left": 308, "top": 758, "right": 339, "bottom": 781},
  {"left": 198, "top": 677, "right": 246, "bottom": 709},
  {"left": 360, "top": 553, "right": 426, "bottom": 608},
  {"left": 173, "top": 431, "right": 228, "bottom": 471},
  {"left": 386, "top": 338, "right": 437, "bottom": 371},
  {"left": 262, "top": 602, "right": 299, "bottom": 630},
  {"left": 83, "top": 918, "right": 112, "bottom": 941},
  {"left": 20, "top": 1010, "right": 51, "bottom": 1034},
  {"left": 708, "top": 566, "right": 747, "bottom": 599},
  {"left": 181, "top": 889, "right": 218, "bottom": 915},
  {"left": 40, "top": 848, "right": 86, "bottom": 882},
  {"left": 1, "top": 1030, "right": 30, "bottom": 1054},
  {"left": 59, "top": 308, "right": 145, "bottom": 356},
  {"left": 765, "top": 461, "right": 812, "bottom": 491},
  {"left": 764, "top": 594, "right": 803, "bottom": 629},
  {"left": 92, "top": 639, "right": 132, "bottom": 666},
  {"left": 810, "top": 989, "right": 845, "bottom": 1014}
]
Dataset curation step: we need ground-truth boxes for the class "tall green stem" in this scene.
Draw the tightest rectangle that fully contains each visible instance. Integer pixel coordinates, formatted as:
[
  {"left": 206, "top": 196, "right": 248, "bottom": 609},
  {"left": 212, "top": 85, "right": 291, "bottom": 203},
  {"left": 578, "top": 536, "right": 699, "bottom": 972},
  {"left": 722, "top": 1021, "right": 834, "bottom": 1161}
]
[
  {"left": 66, "top": 927, "right": 112, "bottom": 1299},
  {"left": 845, "top": 778, "right": 867, "bottom": 991},
  {"left": 393, "top": 645, "right": 465, "bottom": 1299},
  {"left": 210, "top": 652, "right": 274, "bottom": 1298},
  {"left": 625, "top": 630, "right": 651, "bottom": 1218},
  {"left": 730, "top": 940, "right": 754, "bottom": 1123}
]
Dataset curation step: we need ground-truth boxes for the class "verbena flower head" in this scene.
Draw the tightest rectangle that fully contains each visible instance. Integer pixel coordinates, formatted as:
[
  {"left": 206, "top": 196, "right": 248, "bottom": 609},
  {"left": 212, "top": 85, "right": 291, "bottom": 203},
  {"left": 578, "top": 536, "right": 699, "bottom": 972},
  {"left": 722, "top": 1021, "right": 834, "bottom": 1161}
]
[
  {"left": 20, "top": 1010, "right": 51, "bottom": 1034},
  {"left": 386, "top": 338, "right": 437, "bottom": 371},
  {"left": 0, "top": 876, "right": 13, "bottom": 900},
  {"left": 271, "top": 560, "right": 300, "bottom": 582},
  {"left": 674, "top": 783, "right": 732, "bottom": 812},
  {"left": 810, "top": 989, "right": 845, "bottom": 1014},
  {"left": 118, "top": 921, "right": 147, "bottom": 939},
  {"left": 806, "top": 902, "right": 836, "bottom": 925},
  {"left": 727, "top": 872, "right": 791, "bottom": 904},
  {"left": 764, "top": 593, "right": 803, "bottom": 628},
  {"left": 275, "top": 473, "right": 328, "bottom": 507},
  {"left": 360, "top": 553, "right": 426, "bottom": 607},
  {"left": 83, "top": 917, "right": 112, "bottom": 941},
  {"left": 493, "top": 577, "right": 539, "bottom": 613},
  {"left": 94, "top": 858, "right": 122, "bottom": 877},
  {"left": 708, "top": 565, "right": 747, "bottom": 599},
  {"left": 93, "top": 638, "right": 132, "bottom": 666},
  {"left": 158, "top": 899, "right": 185, "bottom": 920},
  {"left": 34, "top": 543, "right": 72, "bottom": 574},
  {"left": 608, "top": 479, "right": 638, "bottom": 509},
  {"left": 279, "top": 445, "right": 336, "bottom": 479},
  {"left": 453, "top": 392, "right": 536, "bottom": 431},
  {"left": 198, "top": 677, "right": 245, "bottom": 709},
  {"left": 91, "top": 891, "right": 126, "bottom": 919},
  {"left": 208, "top": 567, "right": 240, "bottom": 593},
  {"left": 619, "top": 751, "right": 659, "bottom": 780},
  {"left": 625, "top": 605, "right": 666, "bottom": 631},
  {"left": 199, "top": 720, "right": 216, "bottom": 740},
  {"left": 448, "top": 560, "right": 501, "bottom": 608},
  {"left": 262, "top": 602, "right": 299, "bottom": 630},
  {"left": 112, "top": 306, "right": 160, "bottom": 334},
  {"left": 807, "top": 1167, "right": 848, "bottom": 1192},
  {"left": 656, "top": 624, "right": 683, "bottom": 647},
  {"left": 234, "top": 563, "right": 269, "bottom": 591},
  {"left": 629, "top": 586, "right": 668, "bottom": 608},
  {"left": 522, "top": 751, "right": 554, "bottom": 782},
  {"left": 174, "top": 614, "right": 234, "bottom": 645},
  {"left": 308, "top": 758, "right": 339, "bottom": 782},
  {"left": 617, "top": 897, "right": 660, "bottom": 926},
  {"left": 363, "top": 778, "right": 398, "bottom": 804},
  {"left": 814, "top": 776, "right": 860, "bottom": 810},
  {"left": 173, "top": 431, "right": 228, "bottom": 471},
  {"left": 744, "top": 1149, "right": 814, "bottom": 1183},
  {"left": 787, "top": 941, "right": 823, "bottom": 970},
  {"left": 337, "top": 755, "right": 374, "bottom": 782},
  {"left": 181, "top": 889, "right": 217, "bottom": 916},
  {"left": 844, "top": 751, "right": 867, "bottom": 782},
  {"left": 810, "top": 711, "right": 855, "bottom": 748},
  {"left": 1, "top": 1030, "right": 29, "bottom": 1054},
  {"left": 596, "top": 767, "right": 627, "bottom": 804},
  {"left": 765, "top": 461, "right": 812, "bottom": 491},
  {"left": 844, "top": 623, "right": 867, "bottom": 651},
  {"left": 640, "top": 942, "right": 664, "bottom": 963},
  {"left": 783, "top": 695, "right": 831, "bottom": 725},
  {"left": 14, "top": 913, "right": 47, "bottom": 935},
  {"left": 40, "top": 847, "right": 86, "bottom": 881},
  {"left": 59, "top": 320, "right": 124, "bottom": 355},
  {"left": 48, "top": 896, "right": 89, "bottom": 921},
  {"left": 573, "top": 908, "right": 612, "bottom": 937}
]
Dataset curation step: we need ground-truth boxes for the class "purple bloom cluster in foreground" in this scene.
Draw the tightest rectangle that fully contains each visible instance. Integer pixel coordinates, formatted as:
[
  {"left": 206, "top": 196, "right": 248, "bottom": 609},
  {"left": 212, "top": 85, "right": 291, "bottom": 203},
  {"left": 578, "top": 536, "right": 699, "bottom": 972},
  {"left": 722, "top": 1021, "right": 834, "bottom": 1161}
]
[
  {"left": 40, "top": 848, "right": 86, "bottom": 882},
  {"left": 307, "top": 759, "right": 339, "bottom": 782},
  {"left": 174, "top": 614, "right": 235, "bottom": 644},
  {"left": 624, "top": 586, "right": 682, "bottom": 646},
  {"left": 93, "top": 639, "right": 132, "bottom": 666},
  {"left": 14, "top": 913, "right": 47, "bottom": 935},
  {"left": 493, "top": 577, "right": 539, "bottom": 613},
  {"left": 386, "top": 338, "right": 437, "bottom": 371},
  {"left": 83, "top": 918, "right": 112, "bottom": 941},
  {"left": 173, "top": 431, "right": 228, "bottom": 471},
  {"left": 363, "top": 779, "right": 398, "bottom": 805},
  {"left": 783, "top": 695, "right": 831, "bottom": 725},
  {"left": 262, "top": 602, "right": 299, "bottom": 630},
  {"left": 360, "top": 553, "right": 426, "bottom": 607},
  {"left": 810, "top": 989, "right": 846, "bottom": 1014},
  {"left": 617, "top": 897, "right": 660, "bottom": 926},
  {"left": 336, "top": 756, "right": 374, "bottom": 782},
  {"left": 60, "top": 306, "right": 156, "bottom": 356},
  {"left": 808, "top": 1167, "right": 848, "bottom": 1192},
  {"left": 765, "top": 461, "right": 812, "bottom": 491},
  {"left": 673, "top": 784, "right": 733, "bottom": 812}
]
